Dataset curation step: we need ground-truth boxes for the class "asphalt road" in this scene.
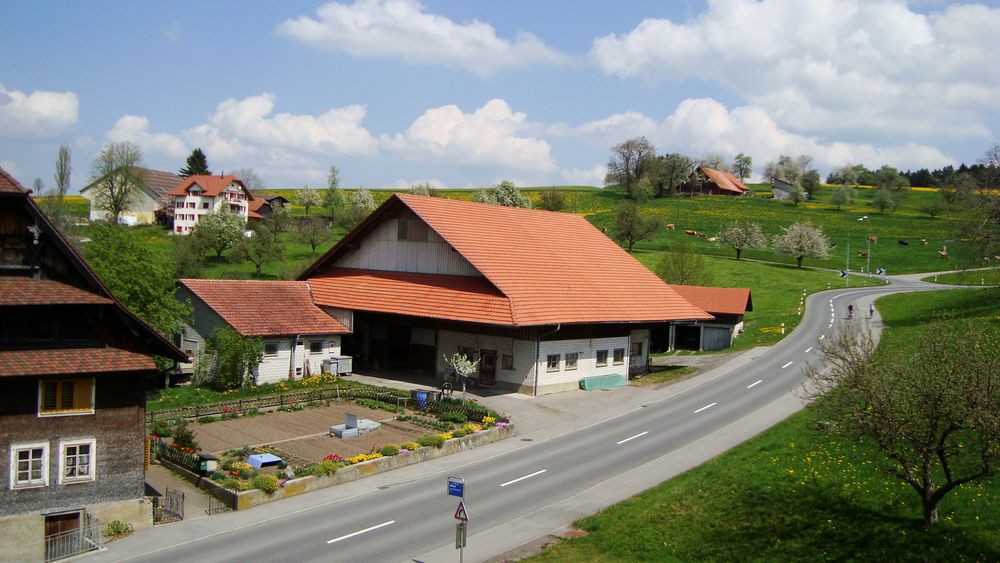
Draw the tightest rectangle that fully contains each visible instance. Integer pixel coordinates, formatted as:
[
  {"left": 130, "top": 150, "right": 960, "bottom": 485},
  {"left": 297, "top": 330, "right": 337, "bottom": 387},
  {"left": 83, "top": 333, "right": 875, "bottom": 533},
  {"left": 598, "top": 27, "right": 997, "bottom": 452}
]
[{"left": 93, "top": 278, "right": 941, "bottom": 563}]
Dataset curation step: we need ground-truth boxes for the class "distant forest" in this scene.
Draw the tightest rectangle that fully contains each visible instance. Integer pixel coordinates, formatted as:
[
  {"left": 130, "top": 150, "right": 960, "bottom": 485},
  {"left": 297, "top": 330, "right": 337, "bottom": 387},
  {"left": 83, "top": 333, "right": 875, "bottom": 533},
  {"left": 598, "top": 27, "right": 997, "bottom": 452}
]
[{"left": 829, "top": 162, "right": 997, "bottom": 189}]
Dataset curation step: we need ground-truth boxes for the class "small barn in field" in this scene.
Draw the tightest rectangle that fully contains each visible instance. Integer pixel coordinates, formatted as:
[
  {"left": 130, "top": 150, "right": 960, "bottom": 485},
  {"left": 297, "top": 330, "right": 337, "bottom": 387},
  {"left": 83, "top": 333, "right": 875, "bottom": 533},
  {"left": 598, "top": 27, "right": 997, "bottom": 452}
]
[
  {"left": 678, "top": 166, "right": 751, "bottom": 196},
  {"left": 662, "top": 285, "right": 753, "bottom": 351}
]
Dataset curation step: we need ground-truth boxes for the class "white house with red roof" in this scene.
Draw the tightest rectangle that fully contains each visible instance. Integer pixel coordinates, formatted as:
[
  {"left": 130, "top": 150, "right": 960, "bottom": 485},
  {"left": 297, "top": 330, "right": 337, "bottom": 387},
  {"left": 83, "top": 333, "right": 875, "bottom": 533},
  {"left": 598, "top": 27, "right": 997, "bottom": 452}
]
[
  {"left": 298, "top": 194, "right": 715, "bottom": 395},
  {"left": 176, "top": 279, "right": 350, "bottom": 384},
  {"left": 167, "top": 174, "right": 254, "bottom": 234},
  {"left": 80, "top": 167, "right": 181, "bottom": 224}
]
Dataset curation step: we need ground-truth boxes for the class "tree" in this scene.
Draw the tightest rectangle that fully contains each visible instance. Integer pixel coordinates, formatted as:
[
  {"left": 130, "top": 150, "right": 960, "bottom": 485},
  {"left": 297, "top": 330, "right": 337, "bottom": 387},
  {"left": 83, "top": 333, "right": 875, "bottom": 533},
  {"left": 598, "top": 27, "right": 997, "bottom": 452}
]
[
  {"left": 327, "top": 165, "right": 340, "bottom": 191},
  {"left": 473, "top": 189, "right": 495, "bottom": 205},
  {"left": 828, "top": 163, "right": 861, "bottom": 187},
  {"left": 85, "top": 223, "right": 190, "bottom": 339},
  {"left": 492, "top": 180, "right": 531, "bottom": 208},
  {"left": 295, "top": 185, "right": 321, "bottom": 215},
  {"left": 231, "top": 168, "right": 264, "bottom": 191},
  {"left": 831, "top": 186, "right": 854, "bottom": 210},
  {"left": 172, "top": 230, "right": 210, "bottom": 278},
  {"left": 194, "top": 210, "right": 245, "bottom": 259},
  {"left": 178, "top": 148, "right": 210, "bottom": 177},
  {"left": 54, "top": 145, "right": 71, "bottom": 197},
  {"left": 89, "top": 141, "right": 145, "bottom": 222},
  {"left": 733, "top": 153, "right": 752, "bottom": 182},
  {"left": 787, "top": 181, "right": 807, "bottom": 206},
  {"left": 806, "top": 319, "right": 1000, "bottom": 525},
  {"left": 611, "top": 202, "right": 659, "bottom": 252},
  {"left": 952, "top": 145, "right": 1000, "bottom": 263},
  {"left": 718, "top": 221, "right": 767, "bottom": 260},
  {"left": 800, "top": 169, "right": 821, "bottom": 198},
  {"left": 919, "top": 199, "right": 947, "bottom": 218},
  {"left": 537, "top": 189, "right": 566, "bottom": 211},
  {"left": 443, "top": 352, "right": 479, "bottom": 399},
  {"left": 410, "top": 182, "right": 438, "bottom": 197},
  {"left": 874, "top": 165, "right": 910, "bottom": 207},
  {"left": 940, "top": 172, "right": 977, "bottom": 204},
  {"left": 237, "top": 224, "right": 284, "bottom": 277},
  {"left": 350, "top": 188, "right": 376, "bottom": 211},
  {"left": 698, "top": 153, "right": 728, "bottom": 172},
  {"left": 650, "top": 153, "right": 695, "bottom": 197},
  {"left": 656, "top": 236, "right": 713, "bottom": 285},
  {"left": 872, "top": 187, "right": 897, "bottom": 214},
  {"left": 296, "top": 215, "right": 332, "bottom": 256},
  {"left": 39, "top": 145, "right": 73, "bottom": 233},
  {"left": 763, "top": 154, "right": 814, "bottom": 187},
  {"left": 773, "top": 221, "right": 830, "bottom": 268},
  {"left": 194, "top": 326, "right": 263, "bottom": 390},
  {"left": 265, "top": 204, "right": 293, "bottom": 234},
  {"left": 606, "top": 136, "right": 657, "bottom": 194}
]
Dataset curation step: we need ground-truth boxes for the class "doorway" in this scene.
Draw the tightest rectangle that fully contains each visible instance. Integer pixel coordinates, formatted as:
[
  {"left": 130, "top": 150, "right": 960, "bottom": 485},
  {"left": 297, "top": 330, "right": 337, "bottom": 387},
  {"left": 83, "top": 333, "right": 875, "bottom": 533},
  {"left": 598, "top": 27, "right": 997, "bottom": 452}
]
[
  {"left": 479, "top": 349, "right": 497, "bottom": 386},
  {"left": 44, "top": 511, "right": 81, "bottom": 561}
]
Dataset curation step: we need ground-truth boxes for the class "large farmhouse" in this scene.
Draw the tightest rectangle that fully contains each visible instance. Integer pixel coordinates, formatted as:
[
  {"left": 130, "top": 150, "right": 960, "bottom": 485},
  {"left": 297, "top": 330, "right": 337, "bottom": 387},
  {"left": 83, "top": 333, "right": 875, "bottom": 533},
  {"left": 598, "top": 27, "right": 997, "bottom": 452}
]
[
  {"left": 678, "top": 166, "right": 750, "bottom": 196},
  {"left": 168, "top": 174, "right": 254, "bottom": 234},
  {"left": 0, "top": 167, "right": 186, "bottom": 560},
  {"left": 80, "top": 167, "right": 181, "bottom": 224},
  {"left": 298, "top": 194, "right": 715, "bottom": 395}
]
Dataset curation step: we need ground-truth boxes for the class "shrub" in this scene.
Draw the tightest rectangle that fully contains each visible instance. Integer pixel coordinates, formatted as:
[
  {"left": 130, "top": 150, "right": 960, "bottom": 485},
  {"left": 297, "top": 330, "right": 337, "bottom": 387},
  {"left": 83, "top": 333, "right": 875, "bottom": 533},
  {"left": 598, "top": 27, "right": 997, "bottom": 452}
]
[
  {"left": 222, "top": 478, "right": 251, "bottom": 491},
  {"left": 440, "top": 411, "right": 468, "bottom": 424},
  {"left": 355, "top": 398, "right": 402, "bottom": 413},
  {"left": 417, "top": 434, "right": 445, "bottom": 448},
  {"left": 379, "top": 445, "right": 399, "bottom": 456},
  {"left": 148, "top": 419, "right": 176, "bottom": 437},
  {"left": 172, "top": 422, "right": 199, "bottom": 451},
  {"left": 397, "top": 415, "right": 451, "bottom": 431},
  {"left": 103, "top": 520, "right": 134, "bottom": 538},
  {"left": 312, "top": 460, "right": 341, "bottom": 477},
  {"left": 197, "top": 416, "right": 219, "bottom": 424},
  {"left": 462, "top": 423, "right": 482, "bottom": 433},
  {"left": 252, "top": 474, "right": 279, "bottom": 495},
  {"left": 400, "top": 442, "right": 421, "bottom": 451},
  {"left": 210, "top": 471, "right": 227, "bottom": 483},
  {"left": 452, "top": 429, "right": 468, "bottom": 438}
]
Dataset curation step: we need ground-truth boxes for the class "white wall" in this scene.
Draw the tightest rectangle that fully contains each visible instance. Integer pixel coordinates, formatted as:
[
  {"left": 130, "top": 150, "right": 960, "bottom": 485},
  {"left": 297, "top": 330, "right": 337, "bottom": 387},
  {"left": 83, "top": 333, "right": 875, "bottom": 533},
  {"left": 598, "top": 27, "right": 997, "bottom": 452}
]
[
  {"left": 82, "top": 186, "right": 158, "bottom": 224},
  {"left": 537, "top": 335, "right": 631, "bottom": 387},
  {"left": 256, "top": 335, "right": 342, "bottom": 385},
  {"left": 335, "top": 213, "right": 480, "bottom": 276},
  {"left": 436, "top": 330, "right": 537, "bottom": 390}
]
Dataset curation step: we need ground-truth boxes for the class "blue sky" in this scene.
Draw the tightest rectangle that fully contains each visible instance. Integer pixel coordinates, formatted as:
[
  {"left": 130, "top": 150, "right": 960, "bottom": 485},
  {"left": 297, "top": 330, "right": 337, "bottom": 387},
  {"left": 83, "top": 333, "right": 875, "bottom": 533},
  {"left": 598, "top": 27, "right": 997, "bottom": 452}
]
[{"left": 1, "top": 0, "right": 998, "bottom": 191}]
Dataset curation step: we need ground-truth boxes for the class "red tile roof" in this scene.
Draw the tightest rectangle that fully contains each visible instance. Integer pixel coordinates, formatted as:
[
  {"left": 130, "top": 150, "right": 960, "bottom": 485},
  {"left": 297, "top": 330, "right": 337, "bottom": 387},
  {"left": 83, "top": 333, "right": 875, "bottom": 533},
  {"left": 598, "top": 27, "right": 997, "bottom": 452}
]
[
  {"left": 0, "top": 347, "right": 155, "bottom": 377},
  {"left": 0, "top": 166, "right": 27, "bottom": 194},
  {"left": 308, "top": 269, "right": 515, "bottom": 325},
  {"left": 0, "top": 278, "right": 113, "bottom": 305},
  {"left": 668, "top": 285, "right": 752, "bottom": 316},
  {"left": 180, "top": 279, "right": 350, "bottom": 336},
  {"left": 304, "top": 195, "right": 713, "bottom": 326},
  {"left": 700, "top": 167, "right": 749, "bottom": 194},
  {"left": 168, "top": 175, "right": 253, "bottom": 198},
  {"left": 137, "top": 168, "right": 183, "bottom": 199}
]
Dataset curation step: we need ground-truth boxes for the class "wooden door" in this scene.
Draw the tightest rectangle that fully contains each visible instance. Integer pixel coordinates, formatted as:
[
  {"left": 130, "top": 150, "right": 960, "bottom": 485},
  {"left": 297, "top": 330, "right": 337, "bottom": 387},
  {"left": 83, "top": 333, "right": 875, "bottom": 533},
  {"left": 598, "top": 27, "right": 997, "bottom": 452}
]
[
  {"left": 45, "top": 512, "right": 80, "bottom": 561},
  {"left": 479, "top": 349, "right": 497, "bottom": 386}
]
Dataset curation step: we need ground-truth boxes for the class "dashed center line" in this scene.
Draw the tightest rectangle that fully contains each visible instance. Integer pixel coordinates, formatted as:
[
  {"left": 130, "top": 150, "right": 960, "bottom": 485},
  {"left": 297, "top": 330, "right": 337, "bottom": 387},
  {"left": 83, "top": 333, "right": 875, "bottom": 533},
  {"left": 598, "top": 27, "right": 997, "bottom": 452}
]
[
  {"left": 500, "top": 469, "right": 547, "bottom": 487},
  {"left": 327, "top": 520, "right": 395, "bottom": 544},
  {"left": 694, "top": 402, "right": 717, "bottom": 414},
  {"left": 819, "top": 334, "right": 826, "bottom": 340},
  {"left": 781, "top": 361, "right": 794, "bottom": 369},
  {"left": 617, "top": 431, "right": 648, "bottom": 445},
  {"left": 747, "top": 379, "right": 762, "bottom": 389},
  {"left": 804, "top": 347, "right": 813, "bottom": 353}
]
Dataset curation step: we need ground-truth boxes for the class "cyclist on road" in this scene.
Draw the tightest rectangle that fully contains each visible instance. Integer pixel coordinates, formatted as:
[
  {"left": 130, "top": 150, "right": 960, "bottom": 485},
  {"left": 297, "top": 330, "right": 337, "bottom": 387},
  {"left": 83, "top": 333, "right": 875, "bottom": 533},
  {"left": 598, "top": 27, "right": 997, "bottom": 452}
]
[{"left": 847, "top": 304, "right": 854, "bottom": 319}]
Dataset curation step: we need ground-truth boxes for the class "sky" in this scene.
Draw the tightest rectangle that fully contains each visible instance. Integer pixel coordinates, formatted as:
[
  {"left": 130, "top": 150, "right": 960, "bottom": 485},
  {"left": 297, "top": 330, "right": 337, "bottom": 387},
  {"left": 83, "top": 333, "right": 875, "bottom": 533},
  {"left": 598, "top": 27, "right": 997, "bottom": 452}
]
[{"left": 1, "top": 0, "right": 998, "bottom": 192}]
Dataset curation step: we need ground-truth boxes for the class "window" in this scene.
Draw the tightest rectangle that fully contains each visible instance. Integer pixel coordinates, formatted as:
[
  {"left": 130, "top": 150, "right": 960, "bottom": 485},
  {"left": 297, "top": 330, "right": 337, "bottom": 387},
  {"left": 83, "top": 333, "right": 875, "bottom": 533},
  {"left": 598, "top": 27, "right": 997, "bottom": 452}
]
[
  {"left": 613, "top": 348, "right": 625, "bottom": 365},
  {"left": 39, "top": 378, "right": 94, "bottom": 416},
  {"left": 186, "top": 202, "right": 195, "bottom": 209},
  {"left": 631, "top": 341, "right": 643, "bottom": 357},
  {"left": 546, "top": 354, "right": 560, "bottom": 372},
  {"left": 60, "top": 440, "right": 95, "bottom": 484},
  {"left": 501, "top": 354, "right": 514, "bottom": 371},
  {"left": 175, "top": 202, "right": 183, "bottom": 209},
  {"left": 309, "top": 341, "right": 324, "bottom": 354},
  {"left": 397, "top": 217, "right": 428, "bottom": 242},
  {"left": 11, "top": 442, "right": 48, "bottom": 489},
  {"left": 201, "top": 202, "right": 209, "bottom": 209},
  {"left": 596, "top": 350, "right": 608, "bottom": 367},
  {"left": 264, "top": 343, "right": 279, "bottom": 356},
  {"left": 565, "top": 352, "right": 578, "bottom": 370}
]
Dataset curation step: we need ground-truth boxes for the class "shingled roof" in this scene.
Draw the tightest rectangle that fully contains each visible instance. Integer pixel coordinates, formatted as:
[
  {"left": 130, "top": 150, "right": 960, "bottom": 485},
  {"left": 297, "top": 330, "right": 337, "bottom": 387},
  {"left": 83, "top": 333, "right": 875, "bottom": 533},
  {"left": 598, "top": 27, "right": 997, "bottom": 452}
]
[
  {"left": 303, "top": 195, "right": 713, "bottom": 326},
  {"left": 668, "top": 285, "right": 752, "bottom": 316},
  {"left": 0, "top": 166, "right": 26, "bottom": 194},
  {"left": 700, "top": 167, "right": 749, "bottom": 194},
  {"left": 179, "top": 279, "right": 350, "bottom": 337},
  {"left": 168, "top": 175, "right": 253, "bottom": 198}
]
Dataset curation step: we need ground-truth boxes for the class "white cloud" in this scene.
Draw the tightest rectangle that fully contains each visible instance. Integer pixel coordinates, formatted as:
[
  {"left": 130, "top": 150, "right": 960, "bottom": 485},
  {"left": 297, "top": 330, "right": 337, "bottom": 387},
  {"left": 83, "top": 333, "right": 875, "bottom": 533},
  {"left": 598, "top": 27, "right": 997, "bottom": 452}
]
[
  {"left": 590, "top": 0, "right": 1000, "bottom": 142},
  {"left": 107, "top": 115, "right": 188, "bottom": 159},
  {"left": 381, "top": 98, "right": 556, "bottom": 174},
  {"left": 560, "top": 164, "right": 606, "bottom": 187},
  {"left": 0, "top": 83, "right": 78, "bottom": 138},
  {"left": 387, "top": 178, "right": 446, "bottom": 189},
  {"left": 569, "top": 98, "right": 954, "bottom": 178},
  {"left": 163, "top": 19, "right": 182, "bottom": 42},
  {"left": 277, "top": 0, "right": 569, "bottom": 77}
]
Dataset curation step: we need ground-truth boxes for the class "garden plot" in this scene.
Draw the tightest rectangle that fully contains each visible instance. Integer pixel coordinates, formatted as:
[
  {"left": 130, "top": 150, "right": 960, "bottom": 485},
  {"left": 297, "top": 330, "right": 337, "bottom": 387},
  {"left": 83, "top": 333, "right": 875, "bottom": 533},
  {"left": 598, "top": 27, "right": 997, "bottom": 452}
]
[{"left": 193, "top": 402, "right": 427, "bottom": 461}]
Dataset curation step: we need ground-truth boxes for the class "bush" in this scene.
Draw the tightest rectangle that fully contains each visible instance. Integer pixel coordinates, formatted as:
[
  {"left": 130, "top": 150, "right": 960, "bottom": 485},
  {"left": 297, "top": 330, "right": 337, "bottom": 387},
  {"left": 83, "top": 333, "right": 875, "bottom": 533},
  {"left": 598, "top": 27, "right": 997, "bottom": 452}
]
[
  {"left": 252, "top": 474, "right": 279, "bottom": 495},
  {"left": 379, "top": 445, "right": 399, "bottom": 456},
  {"left": 355, "top": 398, "right": 402, "bottom": 413},
  {"left": 210, "top": 471, "right": 227, "bottom": 483},
  {"left": 197, "top": 416, "right": 219, "bottom": 424},
  {"left": 397, "top": 415, "right": 451, "bottom": 431},
  {"left": 417, "top": 434, "right": 445, "bottom": 449},
  {"left": 103, "top": 520, "right": 133, "bottom": 538},
  {"left": 222, "top": 478, "right": 251, "bottom": 491},
  {"left": 148, "top": 419, "right": 176, "bottom": 437},
  {"left": 440, "top": 411, "right": 468, "bottom": 424},
  {"left": 172, "top": 422, "right": 199, "bottom": 451},
  {"left": 452, "top": 429, "right": 468, "bottom": 438},
  {"left": 312, "top": 460, "right": 341, "bottom": 477},
  {"left": 400, "top": 442, "right": 421, "bottom": 451}
]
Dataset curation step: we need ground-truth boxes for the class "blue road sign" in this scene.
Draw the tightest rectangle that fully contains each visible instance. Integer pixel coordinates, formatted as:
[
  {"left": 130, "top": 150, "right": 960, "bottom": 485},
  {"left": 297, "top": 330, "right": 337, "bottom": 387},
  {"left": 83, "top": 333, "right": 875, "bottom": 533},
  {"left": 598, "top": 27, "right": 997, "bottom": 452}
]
[{"left": 448, "top": 476, "right": 464, "bottom": 498}]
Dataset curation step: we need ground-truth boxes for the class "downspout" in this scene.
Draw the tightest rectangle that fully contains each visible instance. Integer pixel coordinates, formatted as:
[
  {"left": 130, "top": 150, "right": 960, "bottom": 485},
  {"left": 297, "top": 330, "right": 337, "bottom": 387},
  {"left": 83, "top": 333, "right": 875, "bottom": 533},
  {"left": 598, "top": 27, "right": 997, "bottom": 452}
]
[
  {"left": 289, "top": 334, "right": 301, "bottom": 380},
  {"left": 533, "top": 324, "right": 561, "bottom": 397}
]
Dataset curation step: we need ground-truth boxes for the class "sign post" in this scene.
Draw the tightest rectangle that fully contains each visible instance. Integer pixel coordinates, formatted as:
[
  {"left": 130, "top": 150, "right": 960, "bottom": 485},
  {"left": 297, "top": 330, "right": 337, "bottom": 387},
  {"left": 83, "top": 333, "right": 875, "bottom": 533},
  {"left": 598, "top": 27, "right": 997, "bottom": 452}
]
[
  {"left": 447, "top": 476, "right": 465, "bottom": 498},
  {"left": 448, "top": 477, "right": 468, "bottom": 561}
]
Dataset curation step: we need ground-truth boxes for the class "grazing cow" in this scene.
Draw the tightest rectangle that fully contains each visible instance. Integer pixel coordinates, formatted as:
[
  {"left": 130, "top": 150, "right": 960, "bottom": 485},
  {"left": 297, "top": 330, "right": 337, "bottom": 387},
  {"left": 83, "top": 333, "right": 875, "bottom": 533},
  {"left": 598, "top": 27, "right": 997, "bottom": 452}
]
[
  {"left": 938, "top": 245, "right": 948, "bottom": 258},
  {"left": 984, "top": 256, "right": 991, "bottom": 265},
  {"left": 696, "top": 232, "right": 706, "bottom": 238},
  {"left": 831, "top": 240, "right": 837, "bottom": 248},
  {"left": 995, "top": 255, "right": 1000, "bottom": 262},
  {"left": 666, "top": 223, "right": 676, "bottom": 231},
  {"left": 858, "top": 250, "right": 869, "bottom": 258},
  {"left": 921, "top": 238, "right": 928, "bottom": 246},
  {"left": 707, "top": 236, "right": 718, "bottom": 242},
  {"left": 898, "top": 239, "right": 909, "bottom": 246},
  {"left": 867, "top": 235, "right": 878, "bottom": 243}
]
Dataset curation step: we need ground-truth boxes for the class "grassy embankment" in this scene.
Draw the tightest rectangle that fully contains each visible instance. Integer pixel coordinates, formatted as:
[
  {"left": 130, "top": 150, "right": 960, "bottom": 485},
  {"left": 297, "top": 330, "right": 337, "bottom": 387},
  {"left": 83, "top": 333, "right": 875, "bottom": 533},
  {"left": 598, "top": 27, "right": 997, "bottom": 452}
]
[
  {"left": 924, "top": 268, "right": 1000, "bottom": 286},
  {"left": 529, "top": 286, "right": 1000, "bottom": 562}
]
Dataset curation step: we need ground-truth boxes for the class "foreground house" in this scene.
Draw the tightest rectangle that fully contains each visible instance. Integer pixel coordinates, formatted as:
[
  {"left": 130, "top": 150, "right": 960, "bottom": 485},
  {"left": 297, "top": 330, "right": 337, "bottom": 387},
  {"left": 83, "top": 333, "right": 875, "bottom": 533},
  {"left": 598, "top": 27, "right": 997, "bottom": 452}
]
[
  {"left": 0, "top": 167, "right": 186, "bottom": 561},
  {"left": 168, "top": 174, "right": 254, "bottom": 234},
  {"left": 678, "top": 166, "right": 751, "bottom": 196},
  {"left": 299, "top": 194, "right": 714, "bottom": 395},
  {"left": 665, "top": 285, "right": 753, "bottom": 351},
  {"left": 80, "top": 167, "right": 181, "bottom": 224},
  {"left": 176, "top": 279, "right": 350, "bottom": 384}
]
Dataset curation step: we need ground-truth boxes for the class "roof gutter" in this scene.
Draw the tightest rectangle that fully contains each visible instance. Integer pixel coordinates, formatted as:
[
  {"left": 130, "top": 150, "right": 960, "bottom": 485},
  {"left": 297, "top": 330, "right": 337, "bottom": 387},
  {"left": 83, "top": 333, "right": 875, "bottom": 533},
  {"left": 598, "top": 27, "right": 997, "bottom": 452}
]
[{"left": 533, "top": 323, "right": 561, "bottom": 397}]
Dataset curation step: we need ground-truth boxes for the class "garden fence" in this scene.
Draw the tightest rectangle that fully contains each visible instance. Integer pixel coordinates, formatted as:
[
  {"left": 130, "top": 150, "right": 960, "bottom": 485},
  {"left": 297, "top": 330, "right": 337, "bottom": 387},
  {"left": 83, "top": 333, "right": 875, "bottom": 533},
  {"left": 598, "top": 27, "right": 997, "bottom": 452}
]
[{"left": 151, "top": 436, "right": 200, "bottom": 473}]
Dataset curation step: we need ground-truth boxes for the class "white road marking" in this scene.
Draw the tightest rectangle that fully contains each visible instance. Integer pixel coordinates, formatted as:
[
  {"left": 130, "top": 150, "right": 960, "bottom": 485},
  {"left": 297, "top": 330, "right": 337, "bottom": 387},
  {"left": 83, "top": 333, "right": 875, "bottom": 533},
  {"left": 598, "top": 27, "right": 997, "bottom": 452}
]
[
  {"left": 694, "top": 402, "right": 717, "bottom": 414},
  {"left": 327, "top": 520, "right": 395, "bottom": 544},
  {"left": 781, "top": 361, "right": 794, "bottom": 369},
  {"left": 500, "top": 469, "right": 547, "bottom": 487},
  {"left": 805, "top": 347, "right": 813, "bottom": 353},
  {"left": 747, "top": 379, "right": 762, "bottom": 389},
  {"left": 819, "top": 334, "right": 825, "bottom": 340},
  {"left": 617, "top": 431, "right": 648, "bottom": 445}
]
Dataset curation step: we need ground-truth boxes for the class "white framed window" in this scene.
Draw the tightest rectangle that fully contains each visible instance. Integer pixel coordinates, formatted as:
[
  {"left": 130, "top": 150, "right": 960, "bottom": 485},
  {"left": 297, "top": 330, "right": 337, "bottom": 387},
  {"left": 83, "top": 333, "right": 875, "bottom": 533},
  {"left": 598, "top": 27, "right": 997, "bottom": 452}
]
[
  {"left": 11, "top": 442, "right": 49, "bottom": 489},
  {"left": 596, "top": 350, "right": 608, "bottom": 367},
  {"left": 565, "top": 352, "right": 579, "bottom": 370},
  {"left": 59, "top": 439, "right": 96, "bottom": 484},
  {"left": 546, "top": 354, "right": 560, "bottom": 372},
  {"left": 613, "top": 348, "right": 625, "bottom": 365},
  {"left": 309, "top": 341, "right": 324, "bottom": 354},
  {"left": 264, "top": 342, "right": 279, "bottom": 356},
  {"left": 39, "top": 378, "right": 94, "bottom": 416}
]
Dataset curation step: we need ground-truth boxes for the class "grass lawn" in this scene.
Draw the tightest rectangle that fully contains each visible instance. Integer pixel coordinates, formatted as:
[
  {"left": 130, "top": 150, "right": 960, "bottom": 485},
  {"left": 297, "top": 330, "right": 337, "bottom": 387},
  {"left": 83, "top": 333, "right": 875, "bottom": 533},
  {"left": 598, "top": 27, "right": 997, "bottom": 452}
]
[
  {"left": 923, "top": 268, "right": 1000, "bottom": 286},
  {"left": 529, "top": 287, "right": 1000, "bottom": 562},
  {"left": 629, "top": 365, "right": 697, "bottom": 387}
]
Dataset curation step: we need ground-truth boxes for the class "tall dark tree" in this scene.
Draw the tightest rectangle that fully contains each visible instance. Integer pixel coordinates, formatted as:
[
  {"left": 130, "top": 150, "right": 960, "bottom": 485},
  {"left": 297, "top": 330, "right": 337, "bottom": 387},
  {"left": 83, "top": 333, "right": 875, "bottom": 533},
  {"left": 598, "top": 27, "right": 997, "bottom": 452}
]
[
  {"left": 179, "top": 148, "right": 211, "bottom": 177},
  {"left": 606, "top": 137, "right": 657, "bottom": 195},
  {"left": 611, "top": 202, "right": 659, "bottom": 252}
]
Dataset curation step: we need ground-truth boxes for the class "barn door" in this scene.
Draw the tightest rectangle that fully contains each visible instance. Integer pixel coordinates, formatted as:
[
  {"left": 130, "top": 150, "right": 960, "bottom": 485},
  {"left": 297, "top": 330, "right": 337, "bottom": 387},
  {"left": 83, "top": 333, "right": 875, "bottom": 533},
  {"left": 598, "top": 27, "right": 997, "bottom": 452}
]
[{"left": 479, "top": 349, "right": 497, "bottom": 386}]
